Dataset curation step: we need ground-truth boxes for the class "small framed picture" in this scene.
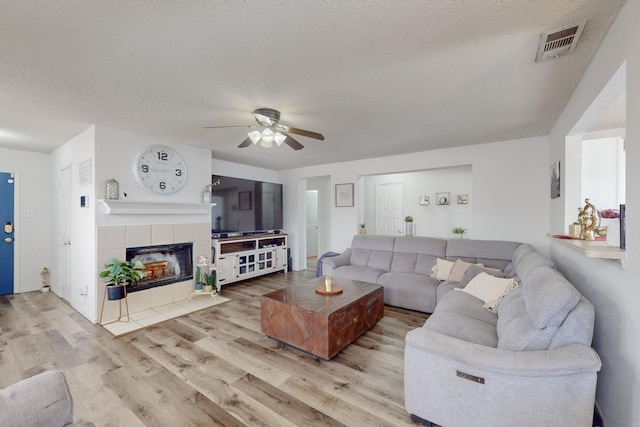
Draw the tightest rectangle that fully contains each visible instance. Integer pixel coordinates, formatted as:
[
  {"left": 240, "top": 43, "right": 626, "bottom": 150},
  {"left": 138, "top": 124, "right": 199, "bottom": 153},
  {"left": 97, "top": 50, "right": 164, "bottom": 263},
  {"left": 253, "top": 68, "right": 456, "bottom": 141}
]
[
  {"left": 436, "top": 192, "right": 450, "bottom": 205},
  {"left": 239, "top": 191, "right": 252, "bottom": 210},
  {"left": 457, "top": 194, "right": 468, "bottom": 204},
  {"left": 335, "top": 183, "right": 354, "bottom": 207}
]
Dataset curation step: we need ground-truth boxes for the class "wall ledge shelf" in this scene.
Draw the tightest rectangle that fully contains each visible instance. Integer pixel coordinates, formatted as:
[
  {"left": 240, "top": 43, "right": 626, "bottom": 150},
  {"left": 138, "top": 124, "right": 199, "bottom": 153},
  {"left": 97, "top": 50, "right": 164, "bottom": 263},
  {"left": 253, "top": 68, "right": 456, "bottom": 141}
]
[
  {"left": 547, "top": 234, "right": 625, "bottom": 261},
  {"left": 98, "top": 199, "right": 215, "bottom": 215}
]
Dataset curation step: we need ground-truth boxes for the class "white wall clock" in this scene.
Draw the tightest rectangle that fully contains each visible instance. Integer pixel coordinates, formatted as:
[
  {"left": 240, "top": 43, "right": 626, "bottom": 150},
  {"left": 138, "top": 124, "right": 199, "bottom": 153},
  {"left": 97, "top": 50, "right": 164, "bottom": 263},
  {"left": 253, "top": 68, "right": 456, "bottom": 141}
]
[{"left": 133, "top": 145, "right": 188, "bottom": 195}]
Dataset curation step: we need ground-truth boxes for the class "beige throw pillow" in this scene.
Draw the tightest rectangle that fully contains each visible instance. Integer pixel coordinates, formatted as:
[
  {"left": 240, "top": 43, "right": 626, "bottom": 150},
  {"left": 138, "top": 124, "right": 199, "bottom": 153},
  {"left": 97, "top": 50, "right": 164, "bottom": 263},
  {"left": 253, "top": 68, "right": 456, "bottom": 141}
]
[
  {"left": 431, "top": 258, "right": 455, "bottom": 281},
  {"left": 458, "top": 272, "right": 519, "bottom": 312},
  {"left": 447, "top": 259, "right": 483, "bottom": 282}
]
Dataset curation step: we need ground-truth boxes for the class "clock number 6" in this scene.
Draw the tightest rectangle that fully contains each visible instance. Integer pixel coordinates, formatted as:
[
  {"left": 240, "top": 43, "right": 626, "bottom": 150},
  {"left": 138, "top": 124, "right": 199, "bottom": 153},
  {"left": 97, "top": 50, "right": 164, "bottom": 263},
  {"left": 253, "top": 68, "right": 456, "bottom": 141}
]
[{"left": 159, "top": 182, "right": 167, "bottom": 190}]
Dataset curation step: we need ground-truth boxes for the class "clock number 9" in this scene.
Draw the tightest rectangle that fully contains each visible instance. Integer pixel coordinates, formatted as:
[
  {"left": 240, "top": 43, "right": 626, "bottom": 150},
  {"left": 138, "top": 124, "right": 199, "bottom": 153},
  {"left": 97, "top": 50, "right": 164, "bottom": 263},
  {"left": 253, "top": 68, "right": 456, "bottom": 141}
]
[
  {"left": 159, "top": 182, "right": 167, "bottom": 190},
  {"left": 157, "top": 152, "right": 168, "bottom": 161},
  {"left": 141, "top": 164, "right": 149, "bottom": 173}
]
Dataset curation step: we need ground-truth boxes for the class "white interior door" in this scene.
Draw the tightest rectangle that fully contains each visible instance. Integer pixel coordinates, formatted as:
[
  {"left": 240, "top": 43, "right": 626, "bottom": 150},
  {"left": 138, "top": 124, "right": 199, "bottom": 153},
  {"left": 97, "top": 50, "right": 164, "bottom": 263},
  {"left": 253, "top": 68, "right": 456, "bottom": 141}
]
[
  {"left": 306, "top": 190, "right": 318, "bottom": 257},
  {"left": 59, "top": 166, "right": 72, "bottom": 301},
  {"left": 376, "top": 182, "right": 404, "bottom": 235}
]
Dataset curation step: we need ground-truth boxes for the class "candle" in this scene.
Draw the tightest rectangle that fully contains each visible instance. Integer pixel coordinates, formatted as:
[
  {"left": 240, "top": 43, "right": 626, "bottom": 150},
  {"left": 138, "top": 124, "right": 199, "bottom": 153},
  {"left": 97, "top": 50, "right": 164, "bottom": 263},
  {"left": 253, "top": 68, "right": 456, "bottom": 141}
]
[{"left": 325, "top": 275, "right": 332, "bottom": 292}]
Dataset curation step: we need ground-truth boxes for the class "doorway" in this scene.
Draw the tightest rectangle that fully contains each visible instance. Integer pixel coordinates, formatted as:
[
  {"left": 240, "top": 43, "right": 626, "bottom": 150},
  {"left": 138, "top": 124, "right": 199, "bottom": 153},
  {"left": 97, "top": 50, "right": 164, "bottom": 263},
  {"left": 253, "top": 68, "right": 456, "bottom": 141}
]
[
  {"left": 306, "top": 190, "right": 319, "bottom": 263},
  {"left": 375, "top": 182, "right": 404, "bottom": 235},
  {"left": 59, "top": 166, "right": 72, "bottom": 301},
  {"left": 0, "top": 172, "right": 15, "bottom": 295}
]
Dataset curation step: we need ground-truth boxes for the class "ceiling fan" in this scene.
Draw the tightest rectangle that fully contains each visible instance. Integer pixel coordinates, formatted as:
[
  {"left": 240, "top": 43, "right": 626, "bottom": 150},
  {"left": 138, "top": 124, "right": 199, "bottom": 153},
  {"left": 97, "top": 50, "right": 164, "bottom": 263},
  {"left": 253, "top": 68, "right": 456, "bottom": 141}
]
[{"left": 204, "top": 108, "right": 325, "bottom": 150}]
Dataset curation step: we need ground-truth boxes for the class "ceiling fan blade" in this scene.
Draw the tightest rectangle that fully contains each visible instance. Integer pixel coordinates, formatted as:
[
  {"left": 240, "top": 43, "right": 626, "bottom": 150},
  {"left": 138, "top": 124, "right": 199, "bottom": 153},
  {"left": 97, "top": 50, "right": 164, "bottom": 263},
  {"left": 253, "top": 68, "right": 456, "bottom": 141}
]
[
  {"left": 283, "top": 134, "right": 304, "bottom": 150},
  {"left": 278, "top": 125, "right": 325, "bottom": 141},
  {"left": 238, "top": 137, "right": 253, "bottom": 148},
  {"left": 202, "top": 125, "right": 253, "bottom": 129}
]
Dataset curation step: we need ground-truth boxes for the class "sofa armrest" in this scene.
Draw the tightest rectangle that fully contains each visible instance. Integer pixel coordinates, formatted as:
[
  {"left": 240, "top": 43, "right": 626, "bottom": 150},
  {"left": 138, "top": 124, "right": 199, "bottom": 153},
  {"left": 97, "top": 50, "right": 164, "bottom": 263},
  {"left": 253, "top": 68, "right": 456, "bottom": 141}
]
[
  {"left": 0, "top": 371, "right": 75, "bottom": 427},
  {"left": 321, "top": 249, "right": 351, "bottom": 275},
  {"left": 406, "top": 327, "right": 601, "bottom": 375}
]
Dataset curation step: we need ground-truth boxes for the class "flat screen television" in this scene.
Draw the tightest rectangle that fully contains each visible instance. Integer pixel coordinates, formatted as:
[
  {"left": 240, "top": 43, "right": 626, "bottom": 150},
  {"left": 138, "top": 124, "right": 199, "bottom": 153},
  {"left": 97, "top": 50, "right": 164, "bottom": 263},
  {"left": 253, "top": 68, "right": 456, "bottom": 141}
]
[{"left": 210, "top": 175, "right": 283, "bottom": 236}]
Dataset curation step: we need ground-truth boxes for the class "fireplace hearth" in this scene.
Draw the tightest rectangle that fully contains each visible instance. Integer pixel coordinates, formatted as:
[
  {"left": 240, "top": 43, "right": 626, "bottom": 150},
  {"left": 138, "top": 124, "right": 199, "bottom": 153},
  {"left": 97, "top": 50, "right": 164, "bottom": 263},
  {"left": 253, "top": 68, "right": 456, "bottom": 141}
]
[{"left": 126, "top": 243, "right": 193, "bottom": 292}]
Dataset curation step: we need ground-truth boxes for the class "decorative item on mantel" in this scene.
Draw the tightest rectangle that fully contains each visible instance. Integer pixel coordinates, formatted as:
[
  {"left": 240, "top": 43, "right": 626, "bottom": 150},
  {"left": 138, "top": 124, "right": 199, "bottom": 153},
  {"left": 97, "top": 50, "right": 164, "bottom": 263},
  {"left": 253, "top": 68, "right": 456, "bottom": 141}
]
[
  {"left": 359, "top": 223, "right": 367, "bottom": 234},
  {"left": 203, "top": 184, "right": 213, "bottom": 204},
  {"left": 577, "top": 198, "right": 599, "bottom": 241},
  {"left": 105, "top": 178, "right": 120, "bottom": 200},
  {"left": 404, "top": 216, "right": 415, "bottom": 236}
]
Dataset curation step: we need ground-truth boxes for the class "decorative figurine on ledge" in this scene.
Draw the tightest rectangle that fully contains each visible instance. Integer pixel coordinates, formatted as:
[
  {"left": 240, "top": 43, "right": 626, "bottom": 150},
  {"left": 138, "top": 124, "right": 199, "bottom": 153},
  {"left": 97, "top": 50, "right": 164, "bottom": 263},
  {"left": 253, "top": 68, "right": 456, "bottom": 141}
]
[{"left": 578, "top": 198, "right": 598, "bottom": 241}]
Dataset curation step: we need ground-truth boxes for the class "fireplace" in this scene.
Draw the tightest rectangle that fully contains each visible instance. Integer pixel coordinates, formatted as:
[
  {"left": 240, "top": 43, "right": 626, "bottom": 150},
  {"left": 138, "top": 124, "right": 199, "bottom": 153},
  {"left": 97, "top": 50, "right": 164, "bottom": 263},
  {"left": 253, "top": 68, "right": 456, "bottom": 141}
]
[{"left": 126, "top": 243, "right": 193, "bottom": 293}]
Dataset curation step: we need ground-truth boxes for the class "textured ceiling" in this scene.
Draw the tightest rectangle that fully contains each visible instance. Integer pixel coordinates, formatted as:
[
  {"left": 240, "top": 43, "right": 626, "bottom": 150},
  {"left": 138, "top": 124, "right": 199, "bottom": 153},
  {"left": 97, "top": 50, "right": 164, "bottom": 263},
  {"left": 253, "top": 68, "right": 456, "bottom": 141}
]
[{"left": 0, "top": 1, "right": 625, "bottom": 170}]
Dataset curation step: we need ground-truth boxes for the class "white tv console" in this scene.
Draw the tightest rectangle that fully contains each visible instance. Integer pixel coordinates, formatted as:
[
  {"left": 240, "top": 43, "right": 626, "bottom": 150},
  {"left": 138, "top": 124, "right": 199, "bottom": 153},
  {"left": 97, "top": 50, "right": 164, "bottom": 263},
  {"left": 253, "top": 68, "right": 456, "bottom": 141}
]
[{"left": 212, "top": 233, "right": 287, "bottom": 286}]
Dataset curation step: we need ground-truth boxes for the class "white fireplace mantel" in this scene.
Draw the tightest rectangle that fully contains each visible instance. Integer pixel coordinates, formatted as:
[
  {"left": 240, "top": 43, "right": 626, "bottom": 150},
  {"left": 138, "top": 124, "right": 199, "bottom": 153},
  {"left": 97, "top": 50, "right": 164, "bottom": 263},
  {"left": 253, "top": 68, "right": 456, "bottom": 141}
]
[{"left": 98, "top": 199, "right": 215, "bottom": 215}]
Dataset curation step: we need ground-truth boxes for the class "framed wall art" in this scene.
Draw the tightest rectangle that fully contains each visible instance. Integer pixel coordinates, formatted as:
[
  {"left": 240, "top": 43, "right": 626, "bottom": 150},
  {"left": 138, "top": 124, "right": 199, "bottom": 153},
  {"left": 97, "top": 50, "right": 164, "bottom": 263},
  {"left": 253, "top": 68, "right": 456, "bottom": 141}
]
[
  {"left": 436, "top": 192, "right": 450, "bottom": 205},
  {"left": 335, "top": 183, "right": 354, "bottom": 207}
]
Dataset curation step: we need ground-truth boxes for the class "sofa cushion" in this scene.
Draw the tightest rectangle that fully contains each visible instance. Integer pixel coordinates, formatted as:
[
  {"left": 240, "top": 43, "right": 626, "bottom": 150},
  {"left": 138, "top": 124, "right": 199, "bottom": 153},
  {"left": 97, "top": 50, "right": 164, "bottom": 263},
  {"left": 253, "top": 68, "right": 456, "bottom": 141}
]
[
  {"left": 496, "top": 288, "right": 560, "bottom": 351},
  {"left": 435, "top": 288, "right": 498, "bottom": 326},
  {"left": 390, "top": 252, "right": 418, "bottom": 272},
  {"left": 378, "top": 272, "right": 439, "bottom": 313},
  {"left": 424, "top": 292, "right": 498, "bottom": 347},
  {"left": 459, "top": 264, "right": 505, "bottom": 286},
  {"left": 458, "top": 272, "right": 518, "bottom": 312},
  {"left": 348, "top": 235, "right": 396, "bottom": 269},
  {"left": 393, "top": 236, "right": 447, "bottom": 275},
  {"left": 331, "top": 265, "right": 387, "bottom": 284},
  {"left": 445, "top": 239, "right": 521, "bottom": 270},
  {"left": 514, "top": 251, "right": 554, "bottom": 280},
  {"left": 523, "top": 266, "right": 581, "bottom": 329}
]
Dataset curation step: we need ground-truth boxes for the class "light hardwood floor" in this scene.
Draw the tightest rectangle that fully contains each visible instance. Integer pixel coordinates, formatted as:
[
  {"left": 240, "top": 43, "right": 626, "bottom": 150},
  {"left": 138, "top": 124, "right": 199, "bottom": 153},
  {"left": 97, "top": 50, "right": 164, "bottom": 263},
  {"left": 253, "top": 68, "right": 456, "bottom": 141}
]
[{"left": 0, "top": 270, "right": 430, "bottom": 427}]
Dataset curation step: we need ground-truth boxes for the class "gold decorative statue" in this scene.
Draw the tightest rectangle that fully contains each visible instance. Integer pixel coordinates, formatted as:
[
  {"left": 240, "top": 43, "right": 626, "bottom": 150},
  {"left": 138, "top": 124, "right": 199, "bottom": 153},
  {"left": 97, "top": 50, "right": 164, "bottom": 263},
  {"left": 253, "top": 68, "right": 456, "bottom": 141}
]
[{"left": 577, "top": 198, "right": 598, "bottom": 240}]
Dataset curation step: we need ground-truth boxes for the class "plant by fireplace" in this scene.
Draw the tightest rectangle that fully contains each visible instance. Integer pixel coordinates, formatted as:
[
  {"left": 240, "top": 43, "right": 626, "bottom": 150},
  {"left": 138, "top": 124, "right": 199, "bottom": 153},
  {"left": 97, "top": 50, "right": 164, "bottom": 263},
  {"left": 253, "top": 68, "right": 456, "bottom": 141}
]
[{"left": 99, "top": 258, "right": 145, "bottom": 300}]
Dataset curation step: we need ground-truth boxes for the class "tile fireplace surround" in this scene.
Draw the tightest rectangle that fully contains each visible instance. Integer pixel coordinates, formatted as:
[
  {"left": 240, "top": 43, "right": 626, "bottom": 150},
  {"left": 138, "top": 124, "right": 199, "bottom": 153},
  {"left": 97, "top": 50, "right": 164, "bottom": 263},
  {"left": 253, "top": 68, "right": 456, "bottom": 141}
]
[{"left": 97, "top": 222, "right": 211, "bottom": 324}]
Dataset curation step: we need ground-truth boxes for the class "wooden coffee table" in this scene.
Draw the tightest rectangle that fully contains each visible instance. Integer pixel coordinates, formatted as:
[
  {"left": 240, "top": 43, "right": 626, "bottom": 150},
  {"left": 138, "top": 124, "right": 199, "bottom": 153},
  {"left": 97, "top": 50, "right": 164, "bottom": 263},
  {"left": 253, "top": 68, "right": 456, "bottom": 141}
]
[{"left": 260, "top": 277, "right": 384, "bottom": 360}]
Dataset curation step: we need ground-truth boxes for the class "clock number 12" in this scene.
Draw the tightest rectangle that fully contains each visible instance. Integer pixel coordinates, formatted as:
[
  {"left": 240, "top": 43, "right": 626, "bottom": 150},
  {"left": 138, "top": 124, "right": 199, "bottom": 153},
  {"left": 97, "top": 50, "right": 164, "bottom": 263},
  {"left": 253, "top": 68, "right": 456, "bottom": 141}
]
[{"left": 157, "top": 152, "right": 169, "bottom": 161}]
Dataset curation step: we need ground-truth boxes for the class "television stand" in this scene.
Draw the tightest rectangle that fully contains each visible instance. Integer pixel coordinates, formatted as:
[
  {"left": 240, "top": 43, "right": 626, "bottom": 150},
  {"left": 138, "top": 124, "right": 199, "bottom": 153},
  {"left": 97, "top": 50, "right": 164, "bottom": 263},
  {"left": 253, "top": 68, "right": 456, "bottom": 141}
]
[{"left": 212, "top": 233, "right": 287, "bottom": 287}]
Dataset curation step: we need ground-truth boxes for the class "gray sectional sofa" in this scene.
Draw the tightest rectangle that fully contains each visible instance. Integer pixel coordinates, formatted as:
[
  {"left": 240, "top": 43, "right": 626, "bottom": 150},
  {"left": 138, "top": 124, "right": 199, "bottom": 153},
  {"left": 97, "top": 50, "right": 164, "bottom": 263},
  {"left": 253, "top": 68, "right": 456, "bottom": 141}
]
[{"left": 321, "top": 235, "right": 602, "bottom": 427}]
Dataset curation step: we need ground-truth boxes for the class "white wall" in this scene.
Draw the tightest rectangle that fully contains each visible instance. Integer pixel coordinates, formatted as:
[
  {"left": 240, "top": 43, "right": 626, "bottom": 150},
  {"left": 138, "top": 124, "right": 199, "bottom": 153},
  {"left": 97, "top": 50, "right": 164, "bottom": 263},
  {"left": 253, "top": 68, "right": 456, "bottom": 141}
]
[
  {"left": 280, "top": 135, "right": 549, "bottom": 270},
  {"left": 548, "top": 1, "right": 639, "bottom": 425},
  {"left": 0, "top": 148, "right": 52, "bottom": 293},
  {"left": 362, "top": 166, "right": 473, "bottom": 238}
]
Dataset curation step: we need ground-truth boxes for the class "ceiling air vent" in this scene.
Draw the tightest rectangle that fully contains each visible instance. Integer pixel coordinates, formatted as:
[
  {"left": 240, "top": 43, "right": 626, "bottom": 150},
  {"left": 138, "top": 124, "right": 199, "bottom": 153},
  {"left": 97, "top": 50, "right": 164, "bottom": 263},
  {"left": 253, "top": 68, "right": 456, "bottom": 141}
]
[{"left": 536, "top": 20, "right": 587, "bottom": 62}]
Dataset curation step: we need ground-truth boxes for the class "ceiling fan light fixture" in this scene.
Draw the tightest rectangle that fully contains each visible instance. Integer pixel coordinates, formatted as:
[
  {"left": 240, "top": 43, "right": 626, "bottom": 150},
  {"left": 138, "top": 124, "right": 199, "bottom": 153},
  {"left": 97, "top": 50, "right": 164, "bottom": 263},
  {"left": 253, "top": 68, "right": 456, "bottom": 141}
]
[
  {"left": 248, "top": 130, "right": 262, "bottom": 144},
  {"left": 261, "top": 127, "right": 275, "bottom": 144},
  {"left": 274, "top": 132, "right": 287, "bottom": 146}
]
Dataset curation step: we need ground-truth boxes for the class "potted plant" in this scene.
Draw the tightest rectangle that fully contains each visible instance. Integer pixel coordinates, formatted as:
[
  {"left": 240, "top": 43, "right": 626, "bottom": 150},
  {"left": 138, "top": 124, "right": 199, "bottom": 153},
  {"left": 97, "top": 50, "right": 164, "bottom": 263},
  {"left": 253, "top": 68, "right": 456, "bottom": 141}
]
[
  {"left": 359, "top": 223, "right": 367, "bottom": 234},
  {"left": 99, "top": 257, "right": 145, "bottom": 300},
  {"left": 196, "top": 256, "right": 218, "bottom": 293},
  {"left": 452, "top": 226, "right": 467, "bottom": 239},
  {"left": 404, "top": 216, "right": 415, "bottom": 236}
]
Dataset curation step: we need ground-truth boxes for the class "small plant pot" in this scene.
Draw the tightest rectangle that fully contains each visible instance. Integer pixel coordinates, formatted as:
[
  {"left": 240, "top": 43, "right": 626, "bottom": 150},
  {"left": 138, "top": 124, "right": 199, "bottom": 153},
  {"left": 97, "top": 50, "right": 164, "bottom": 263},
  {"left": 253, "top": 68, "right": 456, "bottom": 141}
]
[
  {"left": 106, "top": 285, "right": 126, "bottom": 300},
  {"left": 194, "top": 282, "right": 204, "bottom": 292},
  {"left": 204, "top": 284, "right": 213, "bottom": 293}
]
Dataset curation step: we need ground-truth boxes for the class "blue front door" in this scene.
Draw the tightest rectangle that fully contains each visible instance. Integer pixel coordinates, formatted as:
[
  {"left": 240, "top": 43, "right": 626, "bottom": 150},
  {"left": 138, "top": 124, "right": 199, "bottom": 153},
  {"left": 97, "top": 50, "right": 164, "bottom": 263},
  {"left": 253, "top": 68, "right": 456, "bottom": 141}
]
[{"left": 0, "top": 172, "right": 15, "bottom": 295}]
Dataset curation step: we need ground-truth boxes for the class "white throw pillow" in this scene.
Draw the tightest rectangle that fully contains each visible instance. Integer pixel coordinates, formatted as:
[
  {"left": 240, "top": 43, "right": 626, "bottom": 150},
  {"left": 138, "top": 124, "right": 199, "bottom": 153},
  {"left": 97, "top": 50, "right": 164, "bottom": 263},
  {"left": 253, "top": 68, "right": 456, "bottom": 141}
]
[
  {"left": 431, "top": 258, "right": 455, "bottom": 281},
  {"left": 458, "top": 272, "right": 519, "bottom": 312}
]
